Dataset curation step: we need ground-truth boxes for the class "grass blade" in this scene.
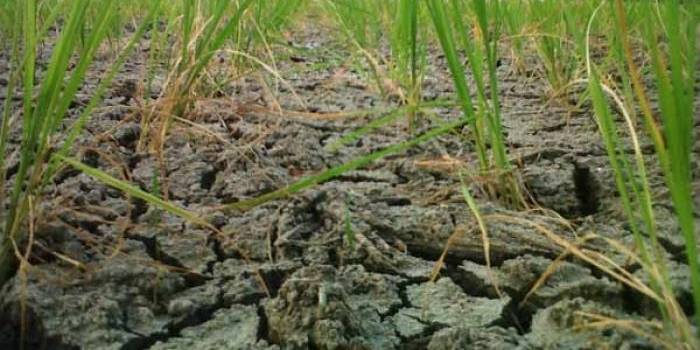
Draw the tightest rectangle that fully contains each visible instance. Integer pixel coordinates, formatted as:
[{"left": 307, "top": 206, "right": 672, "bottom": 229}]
[
  {"left": 56, "top": 155, "right": 213, "bottom": 230},
  {"left": 225, "top": 117, "right": 468, "bottom": 211},
  {"left": 426, "top": 0, "right": 487, "bottom": 169}
]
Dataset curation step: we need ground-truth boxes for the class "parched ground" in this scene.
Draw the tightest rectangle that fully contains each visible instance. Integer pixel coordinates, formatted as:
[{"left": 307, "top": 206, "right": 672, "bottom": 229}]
[{"left": 0, "top": 24, "right": 699, "bottom": 350}]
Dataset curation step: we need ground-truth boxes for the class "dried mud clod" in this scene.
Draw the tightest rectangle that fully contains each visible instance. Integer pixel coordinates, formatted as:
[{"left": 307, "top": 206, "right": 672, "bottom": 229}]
[
  {"left": 525, "top": 298, "right": 656, "bottom": 349},
  {"left": 264, "top": 265, "right": 403, "bottom": 349},
  {"left": 0, "top": 240, "right": 187, "bottom": 349}
]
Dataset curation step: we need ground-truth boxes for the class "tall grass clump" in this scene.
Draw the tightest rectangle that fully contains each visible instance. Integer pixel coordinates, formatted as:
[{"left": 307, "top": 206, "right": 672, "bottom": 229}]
[
  {"left": 323, "top": 0, "right": 429, "bottom": 129},
  {"left": 319, "top": 0, "right": 390, "bottom": 100},
  {"left": 139, "top": 0, "right": 256, "bottom": 133},
  {"left": 324, "top": 0, "right": 380, "bottom": 50},
  {"left": 531, "top": 0, "right": 576, "bottom": 95},
  {"left": 249, "top": 0, "right": 304, "bottom": 46},
  {"left": 426, "top": 0, "right": 524, "bottom": 207},
  {"left": 164, "top": 0, "right": 253, "bottom": 113},
  {"left": 390, "top": 0, "right": 423, "bottom": 130},
  {"left": 585, "top": 0, "right": 699, "bottom": 346},
  {"left": 0, "top": 0, "right": 160, "bottom": 286},
  {"left": 138, "top": 0, "right": 253, "bottom": 197}
]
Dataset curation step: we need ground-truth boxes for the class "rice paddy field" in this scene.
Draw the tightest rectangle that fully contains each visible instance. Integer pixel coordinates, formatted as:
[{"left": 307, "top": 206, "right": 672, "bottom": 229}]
[{"left": 0, "top": 0, "right": 698, "bottom": 349}]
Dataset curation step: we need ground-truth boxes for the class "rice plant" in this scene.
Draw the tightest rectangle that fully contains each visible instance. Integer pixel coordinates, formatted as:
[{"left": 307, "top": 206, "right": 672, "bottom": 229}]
[
  {"left": 0, "top": 0, "right": 159, "bottom": 284},
  {"left": 225, "top": 114, "right": 469, "bottom": 211},
  {"left": 585, "top": 0, "right": 699, "bottom": 345},
  {"left": 389, "top": 0, "right": 425, "bottom": 130},
  {"left": 159, "top": 0, "right": 253, "bottom": 113},
  {"left": 319, "top": 0, "right": 390, "bottom": 100},
  {"left": 426, "top": 0, "right": 524, "bottom": 206}
]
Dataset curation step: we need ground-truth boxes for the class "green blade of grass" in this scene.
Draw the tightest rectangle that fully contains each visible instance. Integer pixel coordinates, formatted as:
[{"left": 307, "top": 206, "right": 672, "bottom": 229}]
[
  {"left": 8, "top": 0, "right": 91, "bottom": 233},
  {"left": 450, "top": 0, "right": 487, "bottom": 111},
  {"left": 30, "top": 0, "right": 88, "bottom": 138},
  {"left": 56, "top": 155, "right": 213, "bottom": 230},
  {"left": 0, "top": 0, "right": 162, "bottom": 286},
  {"left": 180, "top": 0, "right": 195, "bottom": 73},
  {"left": 473, "top": 0, "right": 509, "bottom": 170},
  {"left": 325, "top": 99, "right": 456, "bottom": 152},
  {"left": 586, "top": 3, "right": 684, "bottom": 340},
  {"left": 45, "top": 0, "right": 163, "bottom": 182},
  {"left": 184, "top": 0, "right": 254, "bottom": 93},
  {"left": 225, "top": 116, "right": 468, "bottom": 211},
  {"left": 39, "top": 0, "right": 117, "bottom": 147},
  {"left": 426, "top": 0, "right": 487, "bottom": 170},
  {"left": 648, "top": 0, "right": 700, "bottom": 331},
  {"left": 611, "top": 0, "right": 669, "bottom": 178}
]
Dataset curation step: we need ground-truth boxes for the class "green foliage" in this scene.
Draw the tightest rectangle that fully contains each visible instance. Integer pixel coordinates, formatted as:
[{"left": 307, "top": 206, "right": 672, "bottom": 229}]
[
  {"left": 225, "top": 116, "right": 468, "bottom": 211},
  {"left": 587, "top": 0, "right": 699, "bottom": 344},
  {"left": 391, "top": 0, "right": 424, "bottom": 129},
  {"left": 644, "top": 0, "right": 699, "bottom": 334},
  {"left": 57, "top": 155, "right": 212, "bottom": 229},
  {"left": 0, "top": 0, "right": 160, "bottom": 285},
  {"left": 325, "top": 0, "right": 381, "bottom": 49},
  {"left": 427, "top": 0, "right": 523, "bottom": 206},
  {"left": 426, "top": 0, "right": 486, "bottom": 168}
]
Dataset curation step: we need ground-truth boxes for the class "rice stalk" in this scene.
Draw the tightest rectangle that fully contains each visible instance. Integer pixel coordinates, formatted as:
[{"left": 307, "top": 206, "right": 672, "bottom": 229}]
[{"left": 0, "top": 0, "right": 160, "bottom": 286}]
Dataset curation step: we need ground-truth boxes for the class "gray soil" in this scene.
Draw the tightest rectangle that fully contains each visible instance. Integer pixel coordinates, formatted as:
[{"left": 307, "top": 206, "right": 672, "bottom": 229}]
[{"left": 0, "top": 24, "right": 699, "bottom": 350}]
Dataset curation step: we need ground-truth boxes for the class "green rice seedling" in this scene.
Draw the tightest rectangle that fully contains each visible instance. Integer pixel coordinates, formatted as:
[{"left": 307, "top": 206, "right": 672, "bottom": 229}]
[
  {"left": 427, "top": 0, "right": 524, "bottom": 207},
  {"left": 586, "top": 66, "right": 696, "bottom": 349},
  {"left": 46, "top": 3, "right": 161, "bottom": 181},
  {"left": 390, "top": 0, "right": 424, "bottom": 130},
  {"left": 604, "top": 1, "right": 637, "bottom": 126},
  {"left": 586, "top": 1, "right": 699, "bottom": 345},
  {"left": 0, "top": 0, "right": 160, "bottom": 286},
  {"left": 250, "top": 0, "right": 304, "bottom": 44},
  {"left": 56, "top": 155, "right": 213, "bottom": 231},
  {"left": 320, "top": 0, "right": 389, "bottom": 98},
  {"left": 139, "top": 2, "right": 184, "bottom": 100},
  {"left": 500, "top": 0, "right": 527, "bottom": 72},
  {"left": 174, "top": 0, "right": 254, "bottom": 102},
  {"left": 325, "top": 0, "right": 380, "bottom": 51},
  {"left": 139, "top": 0, "right": 253, "bottom": 151},
  {"left": 538, "top": 2, "right": 568, "bottom": 90},
  {"left": 426, "top": 0, "right": 487, "bottom": 169},
  {"left": 83, "top": 1, "right": 110, "bottom": 50},
  {"left": 529, "top": 0, "right": 582, "bottom": 97},
  {"left": 137, "top": 0, "right": 254, "bottom": 199},
  {"left": 471, "top": 0, "right": 509, "bottom": 173},
  {"left": 641, "top": 0, "right": 699, "bottom": 333},
  {"left": 447, "top": 0, "right": 489, "bottom": 144},
  {"left": 323, "top": 0, "right": 428, "bottom": 129},
  {"left": 212, "top": 1, "right": 305, "bottom": 104},
  {"left": 224, "top": 116, "right": 469, "bottom": 211}
]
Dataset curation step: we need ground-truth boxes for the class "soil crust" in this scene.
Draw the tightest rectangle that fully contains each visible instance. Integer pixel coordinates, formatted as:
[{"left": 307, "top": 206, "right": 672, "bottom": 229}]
[{"left": 1, "top": 25, "right": 698, "bottom": 350}]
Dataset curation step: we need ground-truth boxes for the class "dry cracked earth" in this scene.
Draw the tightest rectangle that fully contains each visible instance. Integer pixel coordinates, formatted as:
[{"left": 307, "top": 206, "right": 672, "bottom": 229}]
[{"left": 0, "top": 25, "right": 699, "bottom": 350}]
